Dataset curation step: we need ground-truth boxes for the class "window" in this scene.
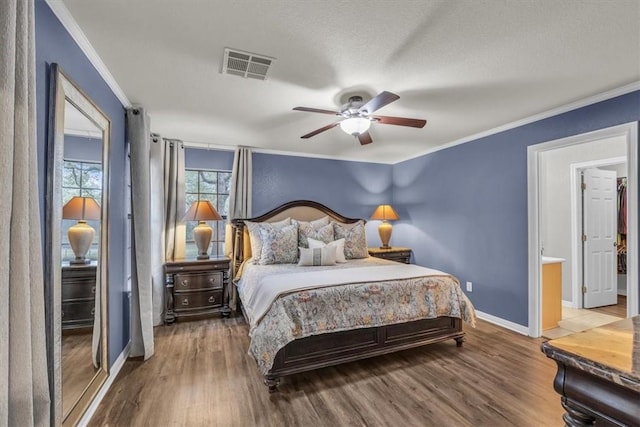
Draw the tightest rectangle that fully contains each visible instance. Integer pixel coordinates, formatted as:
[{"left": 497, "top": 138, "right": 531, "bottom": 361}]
[
  {"left": 185, "top": 169, "right": 231, "bottom": 258},
  {"left": 61, "top": 160, "right": 103, "bottom": 262}
]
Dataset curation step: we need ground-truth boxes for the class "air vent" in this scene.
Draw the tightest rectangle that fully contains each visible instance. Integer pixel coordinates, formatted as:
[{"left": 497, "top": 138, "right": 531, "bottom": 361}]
[{"left": 222, "top": 48, "right": 275, "bottom": 80}]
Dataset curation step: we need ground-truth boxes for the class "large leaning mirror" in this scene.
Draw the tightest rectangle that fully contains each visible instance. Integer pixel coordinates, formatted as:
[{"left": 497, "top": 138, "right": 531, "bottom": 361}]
[{"left": 46, "top": 64, "right": 110, "bottom": 426}]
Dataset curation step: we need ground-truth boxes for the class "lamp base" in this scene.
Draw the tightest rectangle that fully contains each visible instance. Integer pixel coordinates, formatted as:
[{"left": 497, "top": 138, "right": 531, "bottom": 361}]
[
  {"left": 68, "top": 220, "right": 95, "bottom": 265},
  {"left": 193, "top": 221, "right": 213, "bottom": 260},
  {"left": 378, "top": 221, "right": 393, "bottom": 249}
]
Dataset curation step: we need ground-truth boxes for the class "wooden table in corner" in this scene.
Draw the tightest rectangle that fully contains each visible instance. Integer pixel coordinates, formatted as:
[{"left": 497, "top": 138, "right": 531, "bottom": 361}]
[
  {"left": 164, "top": 257, "right": 230, "bottom": 324},
  {"left": 368, "top": 247, "right": 412, "bottom": 264},
  {"left": 541, "top": 316, "right": 640, "bottom": 426}
]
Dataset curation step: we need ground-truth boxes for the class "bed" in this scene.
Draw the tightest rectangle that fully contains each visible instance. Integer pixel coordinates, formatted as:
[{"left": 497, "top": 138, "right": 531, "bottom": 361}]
[{"left": 230, "top": 200, "right": 476, "bottom": 392}]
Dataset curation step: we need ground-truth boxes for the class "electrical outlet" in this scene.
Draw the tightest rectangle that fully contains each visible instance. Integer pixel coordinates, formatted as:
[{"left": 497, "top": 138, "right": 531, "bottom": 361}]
[{"left": 466, "top": 281, "right": 472, "bottom": 292}]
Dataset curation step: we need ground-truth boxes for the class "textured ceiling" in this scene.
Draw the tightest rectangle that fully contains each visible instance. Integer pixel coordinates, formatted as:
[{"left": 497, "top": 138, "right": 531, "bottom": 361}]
[{"left": 61, "top": 0, "right": 640, "bottom": 163}]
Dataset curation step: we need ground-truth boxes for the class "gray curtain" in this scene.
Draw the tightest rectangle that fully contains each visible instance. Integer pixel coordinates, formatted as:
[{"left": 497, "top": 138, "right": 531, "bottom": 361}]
[
  {"left": 126, "top": 108, "right": 154, "bottom": 359},
  {"left": 162, "top": 139, "right": 186, "bottom": 262},
  {"left": 225, "top": 146, "right": 252, "bottom": 309},
  {"left": 149, "top": 136, "right": 185, "bottom": 326},
  {"left": 0, "top": 0, "right": 51, "bottom": 424}
]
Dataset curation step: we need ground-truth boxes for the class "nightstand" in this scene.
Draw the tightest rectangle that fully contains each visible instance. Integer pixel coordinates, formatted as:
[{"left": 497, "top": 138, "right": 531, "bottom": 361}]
[
  {"left": 61, "top": 262, "right": 97, "bottom": 331},
  {"left": 164, "top": 257, "right": 230, "bottom": 324},
  {"left": 368, "top": 247, "right": 412, "bottom": 264}
]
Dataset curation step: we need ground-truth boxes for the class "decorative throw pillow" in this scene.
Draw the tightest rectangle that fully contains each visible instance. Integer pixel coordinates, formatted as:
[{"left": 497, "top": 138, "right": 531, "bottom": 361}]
[
  {"left": 258, "top": 224, "right": 298, "bottom": 265},
  {"left": 298, "top": 246, "right": 336, "bottom": 266},
  {"left": 308, "top": 237, "right": 347, "bottom": 263},
  {"left": 332, "top": 221, "right": 368, "bottom": 259},
  {"left": 293, "top": 217, "right": 333, "bottom": 248},
  {"left": 245, "top": 218, "right": 291, "bottom": 263}
]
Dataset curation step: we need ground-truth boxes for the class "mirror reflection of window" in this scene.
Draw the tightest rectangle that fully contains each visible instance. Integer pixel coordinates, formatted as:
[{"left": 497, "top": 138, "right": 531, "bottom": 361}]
[{"left": 184, "top": 169, "right": 231, "bottom": 258}]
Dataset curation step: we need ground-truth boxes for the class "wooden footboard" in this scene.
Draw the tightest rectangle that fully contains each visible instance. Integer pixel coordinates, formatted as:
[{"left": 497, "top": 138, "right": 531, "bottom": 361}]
[{"left": 264, "top": 316, "right": 464, "bottom": 392}]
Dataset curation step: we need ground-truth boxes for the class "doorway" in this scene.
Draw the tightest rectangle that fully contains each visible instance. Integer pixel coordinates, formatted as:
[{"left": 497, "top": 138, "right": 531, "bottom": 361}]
[{"left": 527, "top": 122, "right": 638, "bottom": 338}]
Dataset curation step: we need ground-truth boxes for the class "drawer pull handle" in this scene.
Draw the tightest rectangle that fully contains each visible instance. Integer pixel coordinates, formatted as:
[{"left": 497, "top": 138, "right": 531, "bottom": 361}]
[
  {"left": 208, "top": 277, "right": 215, "bottom": 284},
  {"left": 208, "top": 296, "right": 215, "bottom": 303},
  {"left": 61, "top": 311, "right": 64, "bottom": 318},
  {"left": 182, "top": 298, "right": 189, "bottom": 306},
  {"left": 91, "top": 286, "right": 96, "bottom": 294},
  {"left": 181, "top": 280, "right": 189, "bottom": 287},
  {"left": 90, "top": 308, "right": 95, "bottom": 316}
]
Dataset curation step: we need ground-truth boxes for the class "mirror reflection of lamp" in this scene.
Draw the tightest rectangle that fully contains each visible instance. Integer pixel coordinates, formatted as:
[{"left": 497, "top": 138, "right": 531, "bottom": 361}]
[
  {"left": 62, "top": 196, "right": 101, "bottom": 264},
  {"left": 370, "top": 204, "right": 400, "bottom": 249},
  {"left": 183, "top": 200, "right": 222, "bottom": 260}
]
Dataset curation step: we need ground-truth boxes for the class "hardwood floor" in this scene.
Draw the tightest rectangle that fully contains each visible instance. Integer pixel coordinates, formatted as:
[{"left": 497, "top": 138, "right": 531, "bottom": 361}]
[
  {"left": 590, "top": 295, "right": 627, "bottom": 318},
  {"left": 90, "top": 316, "right": 564, "bottom": 426},
  {"left": 62, "top": 331, "right": 97, "bottom": 415}
]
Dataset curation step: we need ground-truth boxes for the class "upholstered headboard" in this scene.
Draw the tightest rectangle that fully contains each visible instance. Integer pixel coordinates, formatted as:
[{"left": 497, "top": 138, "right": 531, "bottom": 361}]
[{"left": 230, "top": 200, "right": 361, "bottom": 275}]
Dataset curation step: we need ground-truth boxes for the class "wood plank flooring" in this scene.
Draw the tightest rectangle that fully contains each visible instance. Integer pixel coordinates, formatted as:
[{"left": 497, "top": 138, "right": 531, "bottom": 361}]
[
  {"left": 90, "top": 316, "right": 564, "bottom": 426},
  {"left": 62, "top": 332, "right": 97, "bottom": 415},
  {"left": 590, "top": 295, "right": 627, "bottom": 318}
]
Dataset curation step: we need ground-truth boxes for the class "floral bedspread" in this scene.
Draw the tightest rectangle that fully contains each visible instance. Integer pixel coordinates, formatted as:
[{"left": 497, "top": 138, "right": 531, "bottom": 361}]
[{"left": 237, "top": 257, "right": 476, "bottom": 375}]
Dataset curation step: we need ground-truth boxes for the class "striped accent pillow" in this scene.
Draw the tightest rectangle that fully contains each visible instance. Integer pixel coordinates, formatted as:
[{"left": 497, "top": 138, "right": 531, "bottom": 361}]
[{"left": 298, "top": 246, "right": 336, "bottom": 266}]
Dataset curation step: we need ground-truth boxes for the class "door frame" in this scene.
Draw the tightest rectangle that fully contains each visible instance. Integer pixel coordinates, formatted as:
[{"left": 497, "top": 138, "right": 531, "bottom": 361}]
[
  {"left": 569, "top": 157, "right": 626, "bottom": 309},
  {"left": 527, "top": 122, "right": 638, "bottom": 338}
]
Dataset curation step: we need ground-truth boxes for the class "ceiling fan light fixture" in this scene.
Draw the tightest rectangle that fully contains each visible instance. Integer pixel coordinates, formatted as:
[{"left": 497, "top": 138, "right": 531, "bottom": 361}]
[{"left": 340, "top": 117, "right": 370, "bottom": 136}]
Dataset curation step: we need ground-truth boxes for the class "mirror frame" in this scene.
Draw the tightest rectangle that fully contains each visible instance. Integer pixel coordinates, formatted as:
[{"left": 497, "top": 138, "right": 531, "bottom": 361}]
[{"left": 46, "top": 64, "right": 111, "bottom": 426}]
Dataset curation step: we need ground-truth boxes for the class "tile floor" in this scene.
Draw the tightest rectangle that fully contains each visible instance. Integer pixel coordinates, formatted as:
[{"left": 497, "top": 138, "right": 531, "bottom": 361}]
[{"left": 542, "top": 306, "right": 623, "bottom": 339}]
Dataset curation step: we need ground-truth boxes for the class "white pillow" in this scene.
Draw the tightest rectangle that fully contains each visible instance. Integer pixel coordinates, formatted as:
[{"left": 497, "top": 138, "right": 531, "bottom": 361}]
[
  {"left": 308, "top": 237, "right": 346, "bottom": 263},
  {"left": 298, "top": 246, "right": 336, "bottom": 266}
]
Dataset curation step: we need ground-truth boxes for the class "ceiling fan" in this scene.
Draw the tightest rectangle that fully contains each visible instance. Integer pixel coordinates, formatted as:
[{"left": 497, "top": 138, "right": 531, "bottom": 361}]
[{"left": 293, "top": 91, "right": 426, "bottom": 145}]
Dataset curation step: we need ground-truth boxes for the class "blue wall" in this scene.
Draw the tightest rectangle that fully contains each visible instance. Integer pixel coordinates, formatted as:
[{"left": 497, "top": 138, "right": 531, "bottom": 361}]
[
  {"left": 64, "top": 135, "right": 102, "bottom": 162},
  {"left": 252, "top": 153, "right": 394, "bottom": 246},
  {"left": 35, "top": 0, "right": 128, "bottom": 366},
  {"left": 393, "top": 91, "right": 640, "bottom": 327},
  {"left": 184, "top": 147, "right": 234, "bottom": 171}
]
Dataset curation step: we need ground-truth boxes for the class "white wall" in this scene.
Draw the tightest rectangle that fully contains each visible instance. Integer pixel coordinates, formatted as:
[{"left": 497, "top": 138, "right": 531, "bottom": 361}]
[
  {"left": 600, "top": 162, "right": 628, "bottom": 177},
  {"left": 540, "top": 135, "right": 626, "bottom": 302}
]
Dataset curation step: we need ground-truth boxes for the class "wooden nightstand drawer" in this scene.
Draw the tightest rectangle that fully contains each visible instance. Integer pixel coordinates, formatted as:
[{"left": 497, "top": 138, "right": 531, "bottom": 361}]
[
  {"left": 174, "top": 271, "right": 222, "bottom": 291},
  {"left": 62, "top": 282, "right": 96, "bottom": 300},
  {"left": 174, "top": 290, "right": 223, "bottom": 312},
  {"left": 62, "top": 301, "right": 95, "bottom": 325},
  {"left": 368, "top": 247, "right": 412, "bottom": 264}
]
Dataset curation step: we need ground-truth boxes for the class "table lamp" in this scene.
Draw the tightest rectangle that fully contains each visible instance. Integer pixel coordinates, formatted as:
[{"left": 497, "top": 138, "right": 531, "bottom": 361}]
[
  {"left": 184, "top": 200, "right": 222, "bottom": 259},
  {"left": 62, "top": 196, "right": 101, "bottom": 264},
  {"left": 370, "top": 204, "right": 399, "bottom": 249}
]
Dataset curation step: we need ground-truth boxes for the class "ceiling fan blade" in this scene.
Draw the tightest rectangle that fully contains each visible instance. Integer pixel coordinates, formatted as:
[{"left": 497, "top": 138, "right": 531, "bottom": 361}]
[
  {"left": 372, "top": 115, "right": 426, "bottom": 128},
  {"left": 359, "top": 91, "right": 400, "bottom": 114},
  {"left": 357, "top": 131, "right": 373, "bottom": 145},
  {"left": 293, "top": 107, "right": 340, "bottom": 115},
  {"left": 301, "top": 122, "right": 340, "bottom": 139}
]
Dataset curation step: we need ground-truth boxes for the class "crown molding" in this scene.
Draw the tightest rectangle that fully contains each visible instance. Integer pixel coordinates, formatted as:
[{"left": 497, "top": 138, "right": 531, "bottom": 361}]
[
  {"left": 182, "top": 140, "right": 392, "bottom": 164},
  {"left": 393, "top": 80, "right": 640, "bottom": 164},
  {"left": 45, "top": 0, "right": 131, "bottom": 107}
]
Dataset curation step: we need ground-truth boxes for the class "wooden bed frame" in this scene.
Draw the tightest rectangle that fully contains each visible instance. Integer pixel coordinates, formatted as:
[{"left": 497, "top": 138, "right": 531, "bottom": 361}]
[{"left": 231, "top": 200, "right": 465, "bottom": 392}]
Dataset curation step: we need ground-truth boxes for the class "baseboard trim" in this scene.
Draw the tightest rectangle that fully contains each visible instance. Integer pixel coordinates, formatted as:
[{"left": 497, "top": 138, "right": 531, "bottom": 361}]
[
  {"left": 562, "top": 300, "right": 577, "bottom": 308},
  {"left": 78, "top": 342, "right": 131, "bottom": 427},
  {"left": 475, "top": 310, "right": 529, "bottom": 336}
]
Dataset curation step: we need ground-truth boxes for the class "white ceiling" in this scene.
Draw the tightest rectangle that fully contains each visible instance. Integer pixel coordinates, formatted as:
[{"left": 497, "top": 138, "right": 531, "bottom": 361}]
[{"left": 60, "top": 0, "right": 640, "bottom": 164}]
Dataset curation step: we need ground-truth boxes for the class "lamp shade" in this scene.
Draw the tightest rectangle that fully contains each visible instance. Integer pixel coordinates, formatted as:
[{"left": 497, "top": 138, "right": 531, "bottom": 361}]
[
  {"left": 370, "top": 204, "right": 399, "bottom": 221},
  {"left": 340, "top": 117, "right": 371, "bottom": 136},
  {"left": 183, "top": 200, "right": 222, "bottom": 222},
  {"left": 62, "top": 196, "right": 101, "bottom": 220}
]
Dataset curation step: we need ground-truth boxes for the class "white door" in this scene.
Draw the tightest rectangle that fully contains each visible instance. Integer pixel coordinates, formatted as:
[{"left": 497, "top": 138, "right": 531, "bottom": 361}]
[{"left": 583, "top": 168, "right": 617, "bottom": 308}]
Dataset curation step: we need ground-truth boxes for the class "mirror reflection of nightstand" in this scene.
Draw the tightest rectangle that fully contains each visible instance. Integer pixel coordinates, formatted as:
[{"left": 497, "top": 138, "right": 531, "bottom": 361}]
[
  {"left": 61, "top": 261, "right": 97, "bottom": 332},
  {"left": 368, "top": 247, "right": 412, "bottom": 264}
]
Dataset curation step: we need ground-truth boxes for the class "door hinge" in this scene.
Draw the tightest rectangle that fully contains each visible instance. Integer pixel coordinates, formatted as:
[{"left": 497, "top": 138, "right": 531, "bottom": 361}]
[
  {"left": 581, "top": 182, "right": 586, "bottom": 190},
  {"left": 582, "top": 234, "right": 587, "bottom": 242},
  {"left": 582, "top": 286, "right": 587, "bottom": 294}
]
